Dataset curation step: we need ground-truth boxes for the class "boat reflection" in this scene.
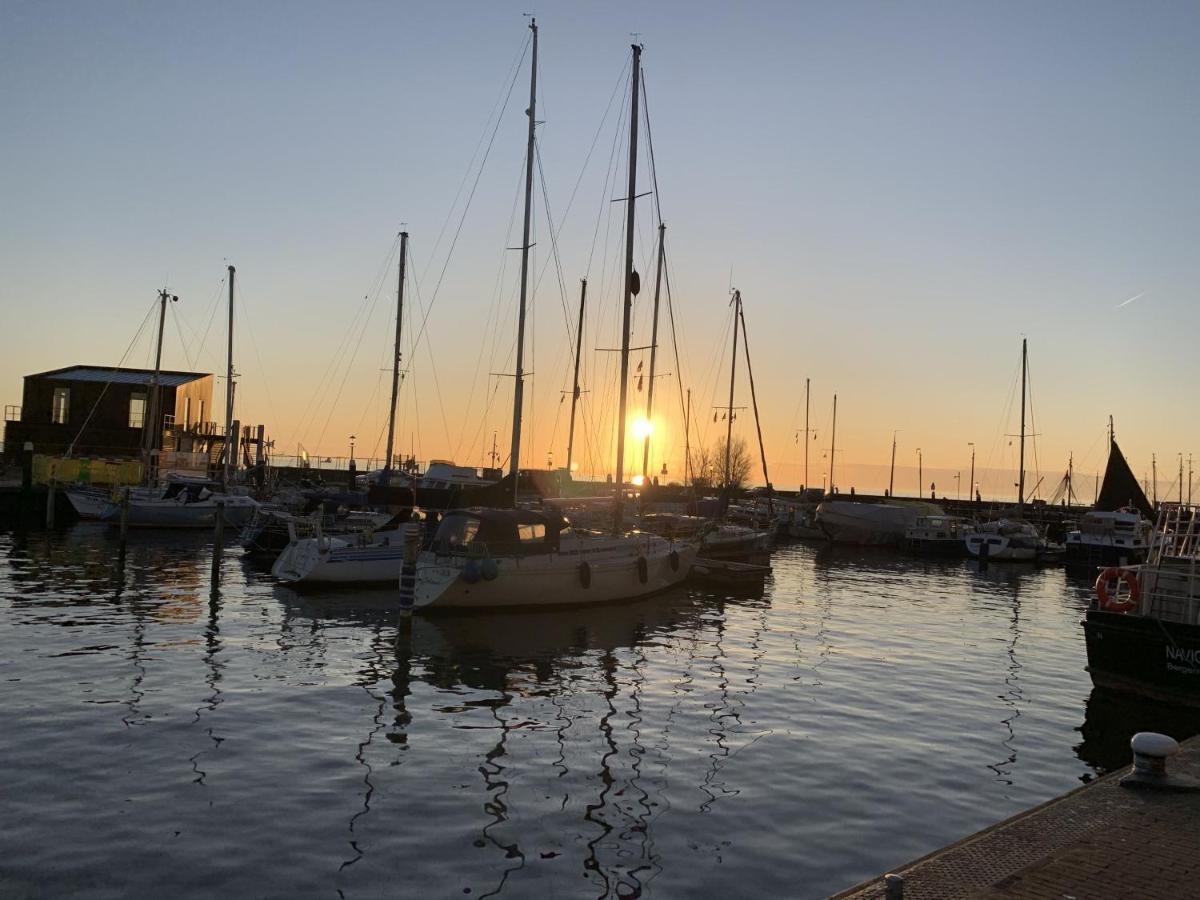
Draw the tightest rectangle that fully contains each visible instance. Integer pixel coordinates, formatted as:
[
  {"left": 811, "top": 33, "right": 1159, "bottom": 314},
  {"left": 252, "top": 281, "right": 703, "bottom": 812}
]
[
  {"left": 1075, "top": 687, "right": 1200, "bottom": 777},
  {"left": 274, "top": 584, "right": 769, "bottom": 897}
]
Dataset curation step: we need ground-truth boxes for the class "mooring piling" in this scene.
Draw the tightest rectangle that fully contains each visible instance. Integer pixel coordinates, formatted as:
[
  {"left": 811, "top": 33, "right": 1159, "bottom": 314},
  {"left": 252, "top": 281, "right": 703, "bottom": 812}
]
[{"left": 210, "top": 500, "right": 225, "bottom": 592}]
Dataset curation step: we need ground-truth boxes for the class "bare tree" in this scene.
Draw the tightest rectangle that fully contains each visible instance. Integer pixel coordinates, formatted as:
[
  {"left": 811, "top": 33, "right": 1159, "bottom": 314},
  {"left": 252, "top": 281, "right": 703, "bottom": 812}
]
[
  {"left": 691, "top": 443, "right": 715, "bottom": 489},
  {"left": 714, "top": 435, "right": 753, "bottom": 491}
]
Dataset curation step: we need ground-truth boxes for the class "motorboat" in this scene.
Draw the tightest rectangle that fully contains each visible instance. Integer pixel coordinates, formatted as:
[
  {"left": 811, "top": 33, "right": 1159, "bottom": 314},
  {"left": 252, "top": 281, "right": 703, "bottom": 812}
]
[
  {"left": 271, "top": 517, "right": 414, "bottom": 585},
  {"left": 905, "top": 515, "right": 972, "bottom": 557},
  {"left": 66, "top": 476, "right": 258, "bottom": 528},
  {"left": 1084, "top": 503, "right": 1200, "bottom": 704},
  {"left": 1065, "top": 509, "right": 1152, "bottom": 568},
  {"left": 408, "top": 508, "right": 697, "bottom": 611},
  {"left": 963, "top": 519, "right": 1061, "bottom": 562}
]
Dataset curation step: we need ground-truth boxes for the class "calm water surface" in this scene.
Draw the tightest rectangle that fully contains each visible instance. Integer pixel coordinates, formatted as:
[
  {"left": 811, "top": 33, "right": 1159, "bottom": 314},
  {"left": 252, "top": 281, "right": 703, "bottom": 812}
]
[{"left": 2, "top": 526, "right": 1198, "bottom": 899}]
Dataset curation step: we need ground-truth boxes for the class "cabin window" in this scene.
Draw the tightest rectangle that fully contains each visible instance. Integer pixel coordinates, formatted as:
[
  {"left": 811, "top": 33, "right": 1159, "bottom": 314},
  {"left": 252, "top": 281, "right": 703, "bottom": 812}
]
[
  {"left": 518, "top": 523, "right": 546, "bottom": 543},
  {"left": 433, "top": 514, "right": 481, "bottom": 550},
  {"left": 129, "top": 393, "right": 147, "bottom": 428},
  {"left": 51, "top": 387, "right": 70, "bottom": 424}
]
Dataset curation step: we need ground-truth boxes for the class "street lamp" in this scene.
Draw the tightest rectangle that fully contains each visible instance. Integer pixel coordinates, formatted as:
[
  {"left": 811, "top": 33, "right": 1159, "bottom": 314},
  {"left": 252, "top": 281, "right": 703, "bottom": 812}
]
[
  {"left": 955, "top": 471, "right": 961, "bottom": 501},
  {"left": 349, "top": 435, "right": 356, "bottom": 463},
  {"left": 916, "top": 448, "right": 922, "bottom": 498}
]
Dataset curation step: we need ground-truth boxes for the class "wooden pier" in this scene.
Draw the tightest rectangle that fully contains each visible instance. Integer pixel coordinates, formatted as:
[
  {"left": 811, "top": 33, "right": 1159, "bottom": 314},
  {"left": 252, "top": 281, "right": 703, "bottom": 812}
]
[{"left": 831, "top": 736, "right": 1200, "bottom": 899}]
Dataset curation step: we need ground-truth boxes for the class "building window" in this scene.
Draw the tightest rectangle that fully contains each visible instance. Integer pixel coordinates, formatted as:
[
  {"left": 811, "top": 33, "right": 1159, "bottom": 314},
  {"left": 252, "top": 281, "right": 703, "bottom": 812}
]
[
  {"left": 129, "top": 393, "right": 147, "bottom": 429},
  {"left": 184, "top": 396, "right": 192, "bottom": 429},
  {"left": 51, "top": 387, "right": 70, "bottom": 424},
  {"left": 199, "top": 399, "right": 205, "bottom": 429}
]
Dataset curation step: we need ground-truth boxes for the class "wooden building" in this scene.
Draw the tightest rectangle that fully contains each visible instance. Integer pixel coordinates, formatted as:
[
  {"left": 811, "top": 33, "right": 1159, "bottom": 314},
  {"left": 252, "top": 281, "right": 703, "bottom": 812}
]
[{"left": 3, "top": 365, "right": 214, "bottom": 461}]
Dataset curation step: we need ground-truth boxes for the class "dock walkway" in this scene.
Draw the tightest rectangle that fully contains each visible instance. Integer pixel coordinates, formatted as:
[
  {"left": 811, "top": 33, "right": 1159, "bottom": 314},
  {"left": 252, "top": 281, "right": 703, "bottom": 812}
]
[{"left": 833, "top": 736, "right": 1200, "bottom": 899}]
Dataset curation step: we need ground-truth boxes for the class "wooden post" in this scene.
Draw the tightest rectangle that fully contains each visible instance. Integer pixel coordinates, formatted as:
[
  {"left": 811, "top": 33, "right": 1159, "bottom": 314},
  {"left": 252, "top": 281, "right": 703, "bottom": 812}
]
[
  {"left": 211, "top": 500, "right": 225, "bottom": 592},
  {"left": 397, "top": 518, "right": 421, "bottom": 616},
  {"left": 45, "top": 478, "right": 56, "bottom": 529},
  {"left": 119, "top": 488, "right": 130, "bottom": 544}
]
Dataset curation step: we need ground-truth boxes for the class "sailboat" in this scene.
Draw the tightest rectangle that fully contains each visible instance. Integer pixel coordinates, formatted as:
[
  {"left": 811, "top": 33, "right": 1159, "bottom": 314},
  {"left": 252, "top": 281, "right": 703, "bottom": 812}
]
[
  {"left": 409, "top": 28, "right": 696, "bottom": 611},
  {"left": 65, "top": 275, "right": 259, "bottom": 528},
  {"left": 963, "top": 338, "right": 1061, "bottom": 562},
  {"left": 272, "top": 234, "right": 414, "bottom": 585}
]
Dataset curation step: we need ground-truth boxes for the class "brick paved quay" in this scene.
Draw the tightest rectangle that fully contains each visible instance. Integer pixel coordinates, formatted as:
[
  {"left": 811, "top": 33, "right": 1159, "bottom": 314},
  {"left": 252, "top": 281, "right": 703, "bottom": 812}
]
[{"left": 832, "top": 736, "right": 1200, "bottom": 900}]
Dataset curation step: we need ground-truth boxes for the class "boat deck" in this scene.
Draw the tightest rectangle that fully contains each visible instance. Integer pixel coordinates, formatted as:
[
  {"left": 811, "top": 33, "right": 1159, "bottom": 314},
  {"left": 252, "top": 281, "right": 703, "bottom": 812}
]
[{"left": 832, "top": 736, "right": 1200, "bottom": 899}]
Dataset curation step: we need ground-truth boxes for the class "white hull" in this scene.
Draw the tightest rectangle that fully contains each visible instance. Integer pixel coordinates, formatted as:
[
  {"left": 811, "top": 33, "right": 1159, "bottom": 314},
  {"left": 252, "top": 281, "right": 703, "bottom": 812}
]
[
  {"left": 272, "top": 532, "right": 408, "bottom": 584},
  {"left": 816, "top": 501, "right": 926, "bottom": 546},
  {"left": 964, "top": 534, "right": 1037, "bottom": 561},
  {"left": 413, "top": 535, "right": 697, "bottom": 610},
  {"left": 65, "top": 488, "right": 115, "bottom": 520}
]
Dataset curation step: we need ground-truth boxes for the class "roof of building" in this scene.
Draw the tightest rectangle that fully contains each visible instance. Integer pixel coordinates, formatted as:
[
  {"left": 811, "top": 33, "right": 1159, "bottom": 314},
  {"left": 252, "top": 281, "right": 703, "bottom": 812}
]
[{"left": 29, "top": 366, "right": 211, "bottom": 388}]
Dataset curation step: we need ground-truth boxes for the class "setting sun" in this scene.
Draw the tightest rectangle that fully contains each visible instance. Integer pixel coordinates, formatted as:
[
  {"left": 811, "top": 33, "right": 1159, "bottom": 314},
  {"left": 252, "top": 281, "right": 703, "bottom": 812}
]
[{"left": 631, "top": 416, "right": 654, "bottom": 441}]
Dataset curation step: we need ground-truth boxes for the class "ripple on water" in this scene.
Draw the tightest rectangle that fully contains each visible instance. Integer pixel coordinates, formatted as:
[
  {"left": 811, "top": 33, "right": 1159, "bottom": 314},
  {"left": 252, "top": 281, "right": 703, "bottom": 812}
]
[{"left": 3, "top": 529, "right": 1200, "bottom": 898}]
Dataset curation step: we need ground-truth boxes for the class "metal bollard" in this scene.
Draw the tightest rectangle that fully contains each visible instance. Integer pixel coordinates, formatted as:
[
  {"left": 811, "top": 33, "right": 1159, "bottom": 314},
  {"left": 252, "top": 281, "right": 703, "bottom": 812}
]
[
  {"left": 210, "top": 501, "right": 225, "bottom": 592},
  {"left": 1120, "top": 732, "right": 1199, "bottom": 791},
  {"left": 884, "top": 873, "right": 904, "bottom": 900}
]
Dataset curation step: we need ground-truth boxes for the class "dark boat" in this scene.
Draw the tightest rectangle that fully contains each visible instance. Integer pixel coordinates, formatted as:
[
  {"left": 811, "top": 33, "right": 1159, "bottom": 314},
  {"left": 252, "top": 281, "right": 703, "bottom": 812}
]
[
  {"left": 689, "top": 557, "right": 771, "bottom": 587},
  {"left": 1083, "top": 503, "right": 1200, "bottom": 705}
]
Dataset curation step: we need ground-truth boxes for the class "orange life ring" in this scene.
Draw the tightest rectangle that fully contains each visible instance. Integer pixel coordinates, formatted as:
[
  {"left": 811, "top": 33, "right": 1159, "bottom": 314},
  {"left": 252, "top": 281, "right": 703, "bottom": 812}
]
[{"left": 1095, "top": 566, "right": 1139, "bottom": 613}]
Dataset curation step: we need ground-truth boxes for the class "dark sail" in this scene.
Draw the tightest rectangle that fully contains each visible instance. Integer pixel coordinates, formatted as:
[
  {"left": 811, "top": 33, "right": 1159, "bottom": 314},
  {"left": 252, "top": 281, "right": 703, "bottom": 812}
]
[{"left": 1095, "top": 439, "right": 1154, "bottom": 519}]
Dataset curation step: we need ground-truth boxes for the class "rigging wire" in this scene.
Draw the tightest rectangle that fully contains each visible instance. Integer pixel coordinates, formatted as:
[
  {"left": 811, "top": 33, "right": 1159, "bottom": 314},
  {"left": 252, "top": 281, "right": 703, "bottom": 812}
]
[{"left": 66, "top": 296, "right": 160, "bottom": 457}]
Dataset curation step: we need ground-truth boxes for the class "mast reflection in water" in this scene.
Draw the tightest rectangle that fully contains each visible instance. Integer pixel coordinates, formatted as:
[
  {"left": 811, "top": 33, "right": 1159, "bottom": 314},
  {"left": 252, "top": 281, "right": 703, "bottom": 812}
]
[{"left": 2, "top": 527, "right": 1197, "bottom": 898}]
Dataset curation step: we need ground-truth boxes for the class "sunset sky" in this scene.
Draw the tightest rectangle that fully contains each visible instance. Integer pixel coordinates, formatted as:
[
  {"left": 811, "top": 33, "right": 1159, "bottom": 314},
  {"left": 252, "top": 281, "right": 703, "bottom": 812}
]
[{"left": 2, "top": 1, "right": 1198, "bottom": 501}]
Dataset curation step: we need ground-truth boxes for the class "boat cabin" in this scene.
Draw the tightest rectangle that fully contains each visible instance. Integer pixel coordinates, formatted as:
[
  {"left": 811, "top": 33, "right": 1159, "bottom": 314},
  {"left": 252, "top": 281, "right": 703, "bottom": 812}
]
[{"left": 431, "top": 508, "right": 569, "bottom": 557}]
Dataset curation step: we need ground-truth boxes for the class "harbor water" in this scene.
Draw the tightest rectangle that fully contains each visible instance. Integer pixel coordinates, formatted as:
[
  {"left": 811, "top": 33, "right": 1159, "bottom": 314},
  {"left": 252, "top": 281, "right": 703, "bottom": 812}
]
[{"left": 2, "top": 526, "right": 1198, "bottom": 899}]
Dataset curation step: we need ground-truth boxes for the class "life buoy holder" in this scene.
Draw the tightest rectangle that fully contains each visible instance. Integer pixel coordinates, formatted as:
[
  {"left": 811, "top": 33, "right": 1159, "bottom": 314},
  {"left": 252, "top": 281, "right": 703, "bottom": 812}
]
[
  {"left": 1095, "top": 566, "right": 1139, "bottom": 613},
  {"left": 637, "top": 555, "right": 649, "bottom": 584},
  {"left": 579, "top": 561, "right": 592, "bottom": 589}
]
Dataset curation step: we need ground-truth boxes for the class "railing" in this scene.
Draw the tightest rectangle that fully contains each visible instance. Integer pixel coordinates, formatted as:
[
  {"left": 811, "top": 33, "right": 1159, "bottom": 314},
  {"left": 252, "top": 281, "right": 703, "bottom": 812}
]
[{"left": 1143, "top": 503, "right": 1199, "bottom": 625}]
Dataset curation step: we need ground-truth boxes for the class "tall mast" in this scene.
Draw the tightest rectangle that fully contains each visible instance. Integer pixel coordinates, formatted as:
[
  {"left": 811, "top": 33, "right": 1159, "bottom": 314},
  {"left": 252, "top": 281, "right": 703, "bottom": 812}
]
[
  {"left": 684, "top": 388, "right": 692, "bottom": 490},
  {"left": 737, "top": 296, "right": 771, "bottom": 512},
  {"left": 224, "top": 265, "right": 236, "bottom": 487},
  {"left": 566, "top": 277, "right": 586, "bottom": 474},
  {"left": 1068, "top": 452, "right": 1075, "bottom": 506},
  {"left": 642, "top": 222, "right": 666, "bottom": 482},
  {"left": 143, "top": 287, "right": 172, "bottom": 478},
  {"left": 828, "top": 394, "right": 837, "bottom": 494},
  {"left": 1152, "top": 453, "right": 1157, "bottom": 507},
  {"left": 804, "top": 377, "right": 810, "bottom": 491},
  {"left": 889, "top": 431, "right": 897, "bottom": 497},
  {"left": 1017, "top": 337, "right": 1027, "bottom": 515},
  {"left": 612, "top": 41, "right": 642, "bottom": 532},
  {"left": 384, "top": 231, "right": 408, "bottom": 479},
  {"left": 722, "top": 290, "right": 740, "bottom": 510},
  {"left": 508, "top": 18, "right": 538, "bottom": 507}
]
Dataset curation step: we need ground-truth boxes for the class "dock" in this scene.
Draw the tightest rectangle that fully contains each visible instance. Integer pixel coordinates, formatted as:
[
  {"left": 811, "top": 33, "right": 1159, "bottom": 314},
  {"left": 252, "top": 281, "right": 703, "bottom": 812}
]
[{"left": 832, "top": 736, "right": 1200, "bottom": 899}]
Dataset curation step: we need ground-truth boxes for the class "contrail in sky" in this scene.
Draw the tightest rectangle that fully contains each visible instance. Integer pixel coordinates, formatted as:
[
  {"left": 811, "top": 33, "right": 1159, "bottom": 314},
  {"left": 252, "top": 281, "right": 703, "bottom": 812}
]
[{"left": 1116, "top": 290, "right": 1147, "bottom": 308}]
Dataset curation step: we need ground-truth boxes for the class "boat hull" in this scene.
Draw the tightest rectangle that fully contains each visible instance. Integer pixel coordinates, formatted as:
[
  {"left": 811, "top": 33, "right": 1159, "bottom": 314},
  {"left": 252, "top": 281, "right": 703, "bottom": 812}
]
[
  {"left": 97, "top": 496, "right": 258, "bottom": 528},
  {"left": 272, "top": 534, "right": 408, "bottom": 585},
  {"left": 413, "top": 541, "right": 697, "bottom": 610},
  {"left": 1084, "top": 608, "right": 1200, "bottom": 705}
]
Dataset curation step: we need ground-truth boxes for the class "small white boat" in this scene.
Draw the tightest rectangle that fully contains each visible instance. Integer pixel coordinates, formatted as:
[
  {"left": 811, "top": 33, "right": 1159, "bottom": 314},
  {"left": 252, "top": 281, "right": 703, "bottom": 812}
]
[
  {"left": 67, "top": 477, "right": 258, "bottom": 528},
  {"left": 272, "top": 525, "right": 410, "bottom": 585},
  {"left": 964, "top": 519, "right": 1057, "bottom": 562},
  {"left": 409, "top": 509, "right": 696, "bottom": 611},
  {"left": 1065, "top": 509, "right": 1152, "bottom": 567}
]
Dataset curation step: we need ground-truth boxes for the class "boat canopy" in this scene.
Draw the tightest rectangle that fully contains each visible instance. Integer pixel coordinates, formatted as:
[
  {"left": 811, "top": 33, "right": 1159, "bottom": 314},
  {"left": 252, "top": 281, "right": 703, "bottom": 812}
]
[{"left": 431, "top": 508, "right": 569, "bottom": 556}]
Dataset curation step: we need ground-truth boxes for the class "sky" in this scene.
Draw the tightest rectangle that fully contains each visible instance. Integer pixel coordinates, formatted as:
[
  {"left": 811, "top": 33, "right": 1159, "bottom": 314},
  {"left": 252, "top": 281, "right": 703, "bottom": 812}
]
[{"left": 2, "top": 1, "right": 1198, "bottom": 501}]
